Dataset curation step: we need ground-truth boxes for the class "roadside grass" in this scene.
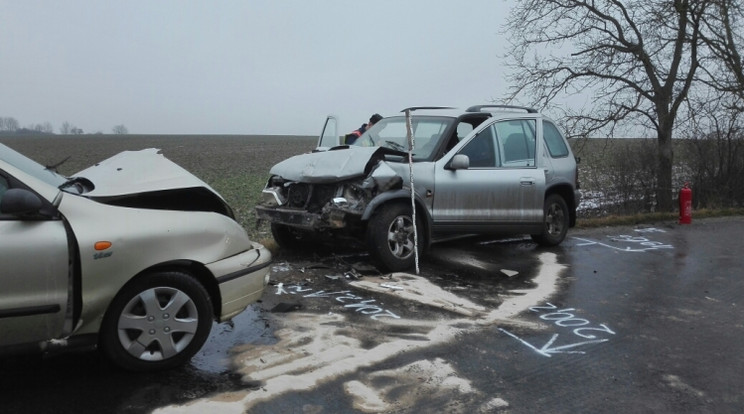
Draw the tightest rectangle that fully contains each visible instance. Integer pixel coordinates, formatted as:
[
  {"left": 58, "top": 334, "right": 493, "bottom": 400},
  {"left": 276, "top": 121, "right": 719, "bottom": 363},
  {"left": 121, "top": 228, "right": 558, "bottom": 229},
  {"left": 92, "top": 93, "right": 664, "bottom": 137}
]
[
  {"left": 576, "top": 207, "right": 744, "bottom": 228},
  {"left": 208, "top": 172, "right": 272, "bottom": 242}
]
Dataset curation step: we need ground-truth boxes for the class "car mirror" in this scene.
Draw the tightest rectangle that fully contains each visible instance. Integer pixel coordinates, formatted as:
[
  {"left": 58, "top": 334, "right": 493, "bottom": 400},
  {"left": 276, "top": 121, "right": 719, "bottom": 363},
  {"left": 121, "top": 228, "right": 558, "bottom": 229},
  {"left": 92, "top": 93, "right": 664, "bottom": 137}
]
[
  {"left": 447, "top": 154, "right": 470, "bottom": 170},
  {"left": 0, "top": 188, "right": 43, "bottom": 216}
]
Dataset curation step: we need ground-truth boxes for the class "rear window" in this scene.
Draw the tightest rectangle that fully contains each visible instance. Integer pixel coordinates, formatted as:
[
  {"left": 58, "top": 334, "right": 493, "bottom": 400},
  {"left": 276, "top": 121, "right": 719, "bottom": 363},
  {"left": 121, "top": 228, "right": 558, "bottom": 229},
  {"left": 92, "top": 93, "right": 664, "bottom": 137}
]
[{"left": 543, "top": 121, "right": 569, "bottom": 158}]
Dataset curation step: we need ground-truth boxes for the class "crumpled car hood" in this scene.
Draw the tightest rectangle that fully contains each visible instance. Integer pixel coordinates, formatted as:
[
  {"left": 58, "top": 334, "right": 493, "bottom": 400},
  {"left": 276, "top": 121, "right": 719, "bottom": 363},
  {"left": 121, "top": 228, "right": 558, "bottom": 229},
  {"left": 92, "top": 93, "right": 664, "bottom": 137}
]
[
  {"left": 270, "top": 146, "right": 406, "bottom": 183},
  {"left": 73, "top": 148, "right": 220, "bottom": 198}
]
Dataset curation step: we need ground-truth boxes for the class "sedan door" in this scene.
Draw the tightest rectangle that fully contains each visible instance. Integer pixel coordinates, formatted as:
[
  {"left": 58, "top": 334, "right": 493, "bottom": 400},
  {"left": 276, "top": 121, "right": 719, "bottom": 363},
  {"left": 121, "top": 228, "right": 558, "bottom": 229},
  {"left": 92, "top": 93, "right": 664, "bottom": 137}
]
[
  {"left": 431, "top": 119, "right": 545, "bottom": 231},
  {"left": 0, "top": 173, "right": 70, "bottom": 348}
]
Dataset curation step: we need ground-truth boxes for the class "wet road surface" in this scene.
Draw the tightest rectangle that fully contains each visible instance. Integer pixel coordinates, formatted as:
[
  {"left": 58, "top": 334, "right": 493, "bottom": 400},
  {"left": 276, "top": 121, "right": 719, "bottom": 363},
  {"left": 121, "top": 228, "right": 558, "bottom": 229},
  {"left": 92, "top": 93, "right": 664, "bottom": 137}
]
[{"left": 1, "top": 216, "right": 742, "bottom": 413}]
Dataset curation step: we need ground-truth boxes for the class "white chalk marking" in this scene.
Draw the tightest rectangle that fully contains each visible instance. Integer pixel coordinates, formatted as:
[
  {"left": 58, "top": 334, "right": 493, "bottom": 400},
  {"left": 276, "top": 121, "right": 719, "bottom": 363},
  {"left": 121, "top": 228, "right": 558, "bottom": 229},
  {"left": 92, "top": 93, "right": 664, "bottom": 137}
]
[{"left": 498, "top": 329, "right": 608, "bottom": 357}]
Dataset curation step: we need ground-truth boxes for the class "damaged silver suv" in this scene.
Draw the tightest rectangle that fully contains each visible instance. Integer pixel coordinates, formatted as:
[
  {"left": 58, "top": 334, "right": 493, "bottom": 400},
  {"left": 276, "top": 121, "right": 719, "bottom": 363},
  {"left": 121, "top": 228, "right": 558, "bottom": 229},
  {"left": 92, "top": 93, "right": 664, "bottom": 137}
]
[{"left": 256, "top": 106, "right": 580, "bottom": 271}]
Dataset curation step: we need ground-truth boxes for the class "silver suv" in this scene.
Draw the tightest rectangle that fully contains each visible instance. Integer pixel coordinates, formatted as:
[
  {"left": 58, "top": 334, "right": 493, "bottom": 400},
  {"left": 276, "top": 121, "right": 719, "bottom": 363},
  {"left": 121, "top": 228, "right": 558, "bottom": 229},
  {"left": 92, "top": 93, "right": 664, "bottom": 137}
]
[{"left": 256, "top": 105, "right": 580, "bottom": 271}]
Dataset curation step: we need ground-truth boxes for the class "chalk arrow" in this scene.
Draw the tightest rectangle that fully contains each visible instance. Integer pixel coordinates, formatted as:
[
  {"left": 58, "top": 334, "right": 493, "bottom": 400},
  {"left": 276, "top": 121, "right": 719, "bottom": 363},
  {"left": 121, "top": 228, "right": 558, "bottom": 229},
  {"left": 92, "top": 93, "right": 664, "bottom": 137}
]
[{"left": 499, "top": 328, "right": 608, "bottom": 358}]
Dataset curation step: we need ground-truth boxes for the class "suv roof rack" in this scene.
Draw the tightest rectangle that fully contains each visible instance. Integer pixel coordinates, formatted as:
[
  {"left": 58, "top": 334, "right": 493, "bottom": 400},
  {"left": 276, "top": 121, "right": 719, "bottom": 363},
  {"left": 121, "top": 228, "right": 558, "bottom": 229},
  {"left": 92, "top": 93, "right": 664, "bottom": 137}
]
[
  {"left": 466, "top": 105, "right": 537, "bottom": 114},
  {"left": 400, "top": 106, "right": 455, "bottom": 112}
]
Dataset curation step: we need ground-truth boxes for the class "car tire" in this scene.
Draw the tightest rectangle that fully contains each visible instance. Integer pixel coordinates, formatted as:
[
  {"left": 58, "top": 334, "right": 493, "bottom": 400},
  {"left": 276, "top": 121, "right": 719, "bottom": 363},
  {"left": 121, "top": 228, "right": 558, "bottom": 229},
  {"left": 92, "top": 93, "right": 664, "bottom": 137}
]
[
  {"left": 99, "top": 271, "right": 213, "bottom": 371},
  {"left": 531, "top": 194, "right": 569, "bottom": 246},
  {"left": 366, "top": 202, "right": 423, "bottom": 272},
  {"left": 271, "top": 223, "right": 317, "bottom": 249}
]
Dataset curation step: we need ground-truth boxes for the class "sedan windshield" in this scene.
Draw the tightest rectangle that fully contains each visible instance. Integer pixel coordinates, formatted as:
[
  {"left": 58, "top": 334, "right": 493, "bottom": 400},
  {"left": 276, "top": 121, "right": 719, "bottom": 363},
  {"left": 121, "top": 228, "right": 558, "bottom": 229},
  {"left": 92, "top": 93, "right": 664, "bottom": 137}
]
[
  {"left": 0, "top": 143, "right": 67, "bottom": 188},
  {"left": 354, "top": 116, "right": 454, "bottom": 161}
]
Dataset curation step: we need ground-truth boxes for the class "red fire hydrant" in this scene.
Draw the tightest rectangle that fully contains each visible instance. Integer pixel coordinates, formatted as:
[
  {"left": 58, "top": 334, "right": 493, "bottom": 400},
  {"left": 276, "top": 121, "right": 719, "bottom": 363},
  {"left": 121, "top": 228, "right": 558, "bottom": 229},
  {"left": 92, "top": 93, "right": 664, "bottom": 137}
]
[{"left": 679, "top": 182, "right": 692, "bottom": 224}]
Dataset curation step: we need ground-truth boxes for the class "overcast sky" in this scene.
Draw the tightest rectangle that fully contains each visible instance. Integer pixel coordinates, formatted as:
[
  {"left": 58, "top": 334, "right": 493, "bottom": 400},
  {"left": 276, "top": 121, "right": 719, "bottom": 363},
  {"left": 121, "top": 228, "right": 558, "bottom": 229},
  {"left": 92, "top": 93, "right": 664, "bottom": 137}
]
[{"left": 0, "top": 0, "right": 514, "bottom": 136}]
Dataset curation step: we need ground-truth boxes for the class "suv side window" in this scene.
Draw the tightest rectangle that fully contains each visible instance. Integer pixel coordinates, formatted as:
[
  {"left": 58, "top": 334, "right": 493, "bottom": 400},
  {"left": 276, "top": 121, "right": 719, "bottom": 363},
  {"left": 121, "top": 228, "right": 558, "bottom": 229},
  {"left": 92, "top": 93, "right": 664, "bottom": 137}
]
[
  {"left": 458, "top": 125, "right": 497, "bottom": 168},
  {"left": 543, "top": 121, "right": 570, "bottom": 158},
  {"left": 494, "top": 119, "right": 536, "bottom": 167}
]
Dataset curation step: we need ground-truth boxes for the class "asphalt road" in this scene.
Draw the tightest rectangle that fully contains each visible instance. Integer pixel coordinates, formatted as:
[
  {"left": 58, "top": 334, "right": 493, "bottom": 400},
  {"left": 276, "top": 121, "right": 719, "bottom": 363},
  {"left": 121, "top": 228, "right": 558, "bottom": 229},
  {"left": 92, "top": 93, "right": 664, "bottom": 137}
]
[{"left": 1, "top": 216, "right": 742, "bottom": 413}]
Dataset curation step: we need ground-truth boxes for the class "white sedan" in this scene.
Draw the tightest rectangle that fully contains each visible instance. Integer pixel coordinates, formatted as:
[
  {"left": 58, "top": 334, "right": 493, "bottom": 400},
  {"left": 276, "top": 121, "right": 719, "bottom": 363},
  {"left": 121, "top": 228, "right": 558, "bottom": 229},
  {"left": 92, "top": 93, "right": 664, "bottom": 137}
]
[{"left": 0, "top": 144, "right": 271, "bottom": 371}]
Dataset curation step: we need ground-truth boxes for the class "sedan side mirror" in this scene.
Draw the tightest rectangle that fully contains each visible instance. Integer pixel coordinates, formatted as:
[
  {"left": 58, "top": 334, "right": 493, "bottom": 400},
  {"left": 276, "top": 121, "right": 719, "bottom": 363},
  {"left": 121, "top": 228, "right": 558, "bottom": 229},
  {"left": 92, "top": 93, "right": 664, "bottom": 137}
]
[
  {"left": 0, "top": 188, "right": 43, "bottom": 216},
  {"left": 446, "top": 154, "right": 470, "bottom": 170}
]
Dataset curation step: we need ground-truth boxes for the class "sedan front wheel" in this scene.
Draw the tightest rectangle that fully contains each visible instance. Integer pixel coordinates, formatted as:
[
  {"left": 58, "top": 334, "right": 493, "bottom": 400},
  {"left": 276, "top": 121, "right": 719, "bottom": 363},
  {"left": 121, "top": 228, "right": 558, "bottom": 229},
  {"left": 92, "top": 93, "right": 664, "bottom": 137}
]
[{"left": 99, "top": 271, "right": 213, "bottom": 371}]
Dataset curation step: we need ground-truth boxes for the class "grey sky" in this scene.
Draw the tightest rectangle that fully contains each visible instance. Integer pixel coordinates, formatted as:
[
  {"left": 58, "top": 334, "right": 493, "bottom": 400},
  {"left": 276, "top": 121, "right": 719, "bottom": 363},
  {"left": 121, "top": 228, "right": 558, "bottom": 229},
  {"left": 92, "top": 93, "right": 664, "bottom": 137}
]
[{"left": 1, "top": 0, "right": 513, "bottom": 135}]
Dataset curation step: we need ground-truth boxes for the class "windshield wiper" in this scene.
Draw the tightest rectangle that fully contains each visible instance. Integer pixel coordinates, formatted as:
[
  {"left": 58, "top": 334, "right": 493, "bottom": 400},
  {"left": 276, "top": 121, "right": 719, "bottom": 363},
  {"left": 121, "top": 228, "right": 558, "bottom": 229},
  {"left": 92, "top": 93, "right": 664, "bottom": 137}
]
[
  {"left": 384, "top": 140, "right": 406, "bottom": 151},
  {"left": 45, "top": 155, "right": 71, "bottom": 173}
]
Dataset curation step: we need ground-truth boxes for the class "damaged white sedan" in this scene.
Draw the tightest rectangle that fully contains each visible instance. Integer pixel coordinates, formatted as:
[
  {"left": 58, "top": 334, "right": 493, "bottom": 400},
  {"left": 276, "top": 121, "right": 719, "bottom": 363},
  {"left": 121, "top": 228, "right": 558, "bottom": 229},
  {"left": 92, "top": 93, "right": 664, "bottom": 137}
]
[
  {"left": 256, "top": 106, "right": 580, "bottom": 271},
  {"left": 0, "top": 144, "right": 272, "bottom": 371}
]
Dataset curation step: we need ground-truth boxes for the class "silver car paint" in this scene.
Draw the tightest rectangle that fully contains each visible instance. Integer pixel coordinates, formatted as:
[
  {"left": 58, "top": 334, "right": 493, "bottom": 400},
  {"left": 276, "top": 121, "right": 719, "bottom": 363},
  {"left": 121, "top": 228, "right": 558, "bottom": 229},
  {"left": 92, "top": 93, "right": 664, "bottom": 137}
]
[
  {"left": 258, "top": 110, "right": 578, "bottom": 237},
  {"left": 268, "top": 146, "right": 389, "bottom": 183},
  {"left": 58, "top": 193, "right": 264, "bottom": 335},
  {"left": 73, "top": 148, "right": 221, "bottom": 197},
  {"left": 0, "top": 219, "right": 69, "bottom": 345},
  {"left": 0, "top": 145, "right": 271, "bottom": 350}
]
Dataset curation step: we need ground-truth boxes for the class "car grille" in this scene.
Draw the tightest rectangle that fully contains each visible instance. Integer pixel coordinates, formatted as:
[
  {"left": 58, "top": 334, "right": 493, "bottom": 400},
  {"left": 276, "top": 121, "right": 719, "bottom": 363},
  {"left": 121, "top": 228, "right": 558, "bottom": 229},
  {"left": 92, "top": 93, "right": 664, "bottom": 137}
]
[
  {"left": 286, "top": 183, "right": 311, "bottom": 207},
  {"left": 285, "top": 183, "right": 337, "bottom": 212}
]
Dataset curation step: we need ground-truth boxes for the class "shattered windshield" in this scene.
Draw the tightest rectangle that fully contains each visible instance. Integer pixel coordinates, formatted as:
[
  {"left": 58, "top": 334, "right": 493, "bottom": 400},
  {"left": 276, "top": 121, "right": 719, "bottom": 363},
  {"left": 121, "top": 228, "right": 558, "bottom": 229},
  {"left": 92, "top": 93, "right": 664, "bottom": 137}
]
[{"left": 354, "top": 116, "right": 454, "bottom": 160}]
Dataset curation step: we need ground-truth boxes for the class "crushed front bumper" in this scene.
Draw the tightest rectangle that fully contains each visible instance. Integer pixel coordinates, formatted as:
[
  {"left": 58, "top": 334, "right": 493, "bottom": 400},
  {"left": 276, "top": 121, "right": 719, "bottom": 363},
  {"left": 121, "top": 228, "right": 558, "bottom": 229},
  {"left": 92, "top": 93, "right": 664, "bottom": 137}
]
[
  {"left": 207, "top": 242, "right": 272, "bottom": 321},
  {"left": 255, "top": 206, "right": 325, "bottom": 229}
]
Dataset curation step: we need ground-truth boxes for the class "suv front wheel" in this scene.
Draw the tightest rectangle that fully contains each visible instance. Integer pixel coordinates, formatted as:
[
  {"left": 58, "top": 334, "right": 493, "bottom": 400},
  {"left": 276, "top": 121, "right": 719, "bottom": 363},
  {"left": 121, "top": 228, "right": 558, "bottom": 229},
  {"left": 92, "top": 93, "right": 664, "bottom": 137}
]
[
  {"left": 366, "top": 202, "right": 423, "bottom": 272},
  {"left": 531, "top": 194, "right": 569, "bottom": 246}
]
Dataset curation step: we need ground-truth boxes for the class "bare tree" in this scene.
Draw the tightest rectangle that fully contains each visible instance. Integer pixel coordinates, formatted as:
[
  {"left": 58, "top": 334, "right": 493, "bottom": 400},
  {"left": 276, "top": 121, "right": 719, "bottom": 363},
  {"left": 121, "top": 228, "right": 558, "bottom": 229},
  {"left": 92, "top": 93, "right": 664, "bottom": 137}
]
[
  {"left": 111, "top": 124, "right": 128, "bottom": 135},
  {"left": 0, "top": 116, "right": 20, "bottom": 132},
  {"left": 60, "top": 121, "right": 72, "bottom": 134},
  {"left": 697, "top": 0, "right": 744, "bottom": 98},
  {"left": 504, "top": 0, "right": 707, "bottom": 211}
]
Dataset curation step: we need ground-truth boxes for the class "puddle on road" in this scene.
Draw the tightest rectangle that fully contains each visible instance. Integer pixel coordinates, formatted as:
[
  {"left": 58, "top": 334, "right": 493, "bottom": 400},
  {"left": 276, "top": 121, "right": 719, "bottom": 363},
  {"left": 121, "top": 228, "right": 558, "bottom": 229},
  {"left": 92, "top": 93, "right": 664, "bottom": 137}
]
[{"left": 155, "top": 252, "right": 565, "bottom": 413}]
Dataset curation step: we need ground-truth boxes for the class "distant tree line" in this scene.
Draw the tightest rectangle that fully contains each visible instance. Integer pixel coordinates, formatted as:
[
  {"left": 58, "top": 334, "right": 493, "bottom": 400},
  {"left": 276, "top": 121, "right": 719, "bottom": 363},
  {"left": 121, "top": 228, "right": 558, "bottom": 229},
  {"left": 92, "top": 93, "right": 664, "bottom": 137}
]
[{"left": 0, "top": 116, "right": 128, "bottom": 135}]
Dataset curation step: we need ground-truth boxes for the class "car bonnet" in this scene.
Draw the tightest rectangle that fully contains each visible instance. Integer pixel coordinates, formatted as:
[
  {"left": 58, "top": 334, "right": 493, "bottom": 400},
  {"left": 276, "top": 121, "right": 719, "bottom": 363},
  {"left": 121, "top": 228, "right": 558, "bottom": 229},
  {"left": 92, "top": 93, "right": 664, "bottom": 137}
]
[
  {"left": 72, "top": 148, "right": 222, "bottom": 198},
  {"left": 269, "top": 146, "right": 406, "bottom": 184}
]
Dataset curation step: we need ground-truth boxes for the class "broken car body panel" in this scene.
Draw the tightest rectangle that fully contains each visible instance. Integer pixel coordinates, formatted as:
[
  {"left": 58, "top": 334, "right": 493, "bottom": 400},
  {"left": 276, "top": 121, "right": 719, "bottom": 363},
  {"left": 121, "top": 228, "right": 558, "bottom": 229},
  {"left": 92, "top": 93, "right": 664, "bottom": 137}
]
[
  {"left": 0, "top": 143, "right": 271, "bottom": 366},
  {"left": 268, "top": 146, "right": 404, "bottom": 184},
  {"left": 258, "top": 146, "right": 409, "bottom": 231},
  {"left": 73, "top": 148, "right": 219, "bottom": 197},
  {"left": 73, "top": 148, "right": 234, "bottom": 216}
]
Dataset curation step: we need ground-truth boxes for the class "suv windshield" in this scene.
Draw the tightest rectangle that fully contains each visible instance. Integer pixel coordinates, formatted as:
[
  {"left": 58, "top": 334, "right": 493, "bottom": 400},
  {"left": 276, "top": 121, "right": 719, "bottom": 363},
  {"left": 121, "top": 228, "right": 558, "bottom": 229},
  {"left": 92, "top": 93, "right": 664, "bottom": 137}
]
[
  {"left": 355, "top": 116, "right": 455, "bottom": 161},
  {"left": 0, "top": 143, "right": 67, "bottom": 188}
]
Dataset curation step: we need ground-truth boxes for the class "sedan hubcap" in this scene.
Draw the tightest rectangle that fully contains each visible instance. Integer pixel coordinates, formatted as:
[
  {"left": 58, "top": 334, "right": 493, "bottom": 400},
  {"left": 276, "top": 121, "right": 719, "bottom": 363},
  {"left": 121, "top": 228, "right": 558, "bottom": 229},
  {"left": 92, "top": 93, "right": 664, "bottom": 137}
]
[{"left": 117, "top": 287, "right": 199, "bottom": 361}]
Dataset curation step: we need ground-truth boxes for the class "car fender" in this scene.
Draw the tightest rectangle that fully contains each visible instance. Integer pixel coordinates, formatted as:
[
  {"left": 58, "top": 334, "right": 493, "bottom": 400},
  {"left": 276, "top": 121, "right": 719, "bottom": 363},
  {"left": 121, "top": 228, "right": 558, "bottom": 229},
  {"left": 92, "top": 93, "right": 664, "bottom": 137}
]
[
  {"left": 57, "top": 194, "right": 255, "bottom": 335},
  {"left": 361, "top": 189, "right": 432, "bottom": 246}
]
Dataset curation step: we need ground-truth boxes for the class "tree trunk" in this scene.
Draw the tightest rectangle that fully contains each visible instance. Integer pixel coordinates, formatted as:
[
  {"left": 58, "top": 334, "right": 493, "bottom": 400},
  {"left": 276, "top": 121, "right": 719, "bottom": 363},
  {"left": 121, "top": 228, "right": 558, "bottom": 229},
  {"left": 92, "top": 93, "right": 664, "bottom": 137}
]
[{"left": 656, "top": 128, "right": 674, "bottom": 212}]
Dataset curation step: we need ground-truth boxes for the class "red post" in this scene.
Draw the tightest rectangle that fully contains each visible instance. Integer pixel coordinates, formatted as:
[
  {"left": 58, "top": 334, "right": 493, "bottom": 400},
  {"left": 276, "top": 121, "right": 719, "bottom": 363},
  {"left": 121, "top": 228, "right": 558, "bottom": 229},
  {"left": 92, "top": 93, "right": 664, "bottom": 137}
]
[{"left": 679, "top": 182, "right": 692, "bottom": 224}]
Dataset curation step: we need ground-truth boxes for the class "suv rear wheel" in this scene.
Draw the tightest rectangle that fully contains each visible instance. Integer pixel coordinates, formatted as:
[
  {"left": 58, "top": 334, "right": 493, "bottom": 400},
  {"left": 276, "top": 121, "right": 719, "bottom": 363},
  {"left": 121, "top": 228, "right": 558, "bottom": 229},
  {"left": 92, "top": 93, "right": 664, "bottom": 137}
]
[
  {"left": 366, "top": 202, "right": 423, "bottom": 272},
  {"left": 531, "top": 194, "right": 569, "bottom": 246}
]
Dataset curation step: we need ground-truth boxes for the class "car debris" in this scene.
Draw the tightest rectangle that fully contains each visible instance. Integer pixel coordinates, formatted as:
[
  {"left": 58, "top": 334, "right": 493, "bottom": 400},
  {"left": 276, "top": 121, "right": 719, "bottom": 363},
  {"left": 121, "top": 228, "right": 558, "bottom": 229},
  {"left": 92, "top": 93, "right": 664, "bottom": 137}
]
[
  {"left": 501, "top": 269, "right": 519, "bottom": 278},
  {"left": 380, "top": 283, "right": 404, "bottom": 291}
]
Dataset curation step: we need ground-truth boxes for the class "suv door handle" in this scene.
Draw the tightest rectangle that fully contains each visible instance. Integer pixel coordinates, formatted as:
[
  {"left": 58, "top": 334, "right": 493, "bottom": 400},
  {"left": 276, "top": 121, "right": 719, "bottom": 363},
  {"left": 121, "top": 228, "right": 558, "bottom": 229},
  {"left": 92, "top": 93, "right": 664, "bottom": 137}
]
[{"left": 520, "top": 178, "right": 535, "bottom": 186}]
